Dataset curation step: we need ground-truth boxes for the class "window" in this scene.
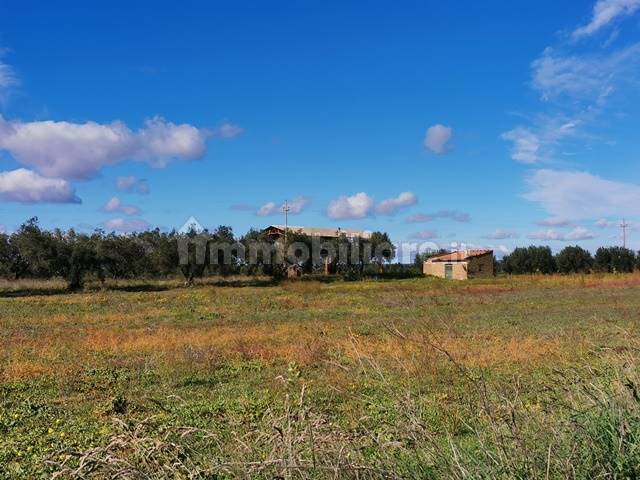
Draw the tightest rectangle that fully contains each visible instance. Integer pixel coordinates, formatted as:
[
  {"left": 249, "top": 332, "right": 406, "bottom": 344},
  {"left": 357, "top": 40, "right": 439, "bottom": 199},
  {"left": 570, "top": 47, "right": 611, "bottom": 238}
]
[{"left": 478, "top": 264, "right": 483, "bottom": 272}]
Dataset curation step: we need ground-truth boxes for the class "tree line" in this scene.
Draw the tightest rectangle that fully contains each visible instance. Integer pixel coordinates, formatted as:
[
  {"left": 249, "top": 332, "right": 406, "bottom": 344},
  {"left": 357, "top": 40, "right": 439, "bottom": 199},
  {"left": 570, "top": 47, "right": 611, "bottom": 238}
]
[
  {"left": 1, "top": 218, "right": 638, "bottom": 290},
  {"left": 500, "top": 245, "right": 639, "bottom": 274},
  {"left": 0, "top": 218, "right": 396, "bottom": 289}
]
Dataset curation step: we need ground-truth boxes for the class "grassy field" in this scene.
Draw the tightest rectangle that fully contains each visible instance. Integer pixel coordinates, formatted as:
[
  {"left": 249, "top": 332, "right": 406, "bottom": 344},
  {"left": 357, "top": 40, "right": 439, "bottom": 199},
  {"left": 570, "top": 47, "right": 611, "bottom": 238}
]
[{"left": 1, "top": 274, "right": 640, "bottom": 478}]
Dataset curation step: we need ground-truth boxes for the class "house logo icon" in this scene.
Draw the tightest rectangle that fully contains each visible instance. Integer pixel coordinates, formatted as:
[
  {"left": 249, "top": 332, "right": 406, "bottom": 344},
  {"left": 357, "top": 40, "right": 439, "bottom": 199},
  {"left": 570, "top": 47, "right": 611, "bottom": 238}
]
[{"left": 178, "top": 216, "right": 205, "bottom": 234}]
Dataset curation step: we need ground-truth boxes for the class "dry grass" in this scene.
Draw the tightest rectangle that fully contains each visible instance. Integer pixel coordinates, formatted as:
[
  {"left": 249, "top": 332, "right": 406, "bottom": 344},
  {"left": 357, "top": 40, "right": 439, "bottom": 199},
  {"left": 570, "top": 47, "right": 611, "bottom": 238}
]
[{"left": 2, "top": 274, "right": 640, "bottom": 477}]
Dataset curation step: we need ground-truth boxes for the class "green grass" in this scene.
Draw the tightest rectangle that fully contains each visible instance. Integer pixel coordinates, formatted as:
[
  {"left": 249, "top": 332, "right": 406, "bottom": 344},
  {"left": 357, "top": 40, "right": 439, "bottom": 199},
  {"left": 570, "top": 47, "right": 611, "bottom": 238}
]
[{"left": 1, "top": 274, "right": 640, "bottom": 478}]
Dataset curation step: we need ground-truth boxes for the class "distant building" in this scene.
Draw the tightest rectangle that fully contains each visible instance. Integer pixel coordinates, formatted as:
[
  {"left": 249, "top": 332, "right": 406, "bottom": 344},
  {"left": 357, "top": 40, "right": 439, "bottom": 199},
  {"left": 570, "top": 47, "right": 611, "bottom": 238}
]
[
  {"left": 424, "top": 250, "right": 494, "bottom": 280},
  {"left": 263, "top": 225, "right": 371, "bottom": 240}
]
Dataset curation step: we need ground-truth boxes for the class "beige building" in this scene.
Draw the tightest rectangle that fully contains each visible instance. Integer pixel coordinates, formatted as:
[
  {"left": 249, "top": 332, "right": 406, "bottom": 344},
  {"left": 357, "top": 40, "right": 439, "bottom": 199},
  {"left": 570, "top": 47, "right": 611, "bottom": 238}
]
[
  {"left": 263, "top": 225, "right": 371, "bottom": 240},
  {"left": 423, "top": 250, "right": 494, "bottom": 280}
]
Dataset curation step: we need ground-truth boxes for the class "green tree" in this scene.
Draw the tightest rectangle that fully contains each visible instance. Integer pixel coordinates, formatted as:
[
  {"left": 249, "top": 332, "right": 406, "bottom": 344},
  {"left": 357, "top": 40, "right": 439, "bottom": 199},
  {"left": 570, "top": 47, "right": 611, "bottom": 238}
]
[
  {"left": 12, "top": 217, "right": 68, "bottom": 278},
  {"left": 66, "top": 236, "right": 101, "bottom": 291},
  {"left": 556, "top": 246, "right": 593, "bottom": 274},
  {"left": 503, "top": 246, "right": 556, "bottom": 274},
  {"left": 178, "top": 228, "right": 211, "bottom": 285},
  {"left": 594, "top": 247, "right": 636, "bottom": 273}
]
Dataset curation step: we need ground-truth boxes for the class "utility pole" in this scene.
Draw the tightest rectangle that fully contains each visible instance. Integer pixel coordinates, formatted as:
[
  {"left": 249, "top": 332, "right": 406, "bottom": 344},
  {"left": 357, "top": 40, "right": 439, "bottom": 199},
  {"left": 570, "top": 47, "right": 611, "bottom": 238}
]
[
  {"left": 283, "top": 199, "right": 290, "bottom": 245},
  {"left": 620, "top": 218, "right": 629, "bottom": 249}
]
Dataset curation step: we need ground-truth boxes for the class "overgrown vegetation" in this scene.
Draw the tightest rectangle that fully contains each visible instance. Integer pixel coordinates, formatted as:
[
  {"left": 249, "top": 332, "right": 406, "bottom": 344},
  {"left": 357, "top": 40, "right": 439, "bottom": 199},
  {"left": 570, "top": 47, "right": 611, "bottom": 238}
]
[{"left": 1, "top": 274, "right": 640, "bottom": 478}]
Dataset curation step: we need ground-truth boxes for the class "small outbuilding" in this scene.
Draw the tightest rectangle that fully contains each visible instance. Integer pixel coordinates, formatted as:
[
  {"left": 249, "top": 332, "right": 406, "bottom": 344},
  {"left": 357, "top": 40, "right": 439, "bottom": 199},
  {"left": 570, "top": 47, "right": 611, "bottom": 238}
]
[{"left": 423, "top": 250, "right": 494, "bottom": 280}]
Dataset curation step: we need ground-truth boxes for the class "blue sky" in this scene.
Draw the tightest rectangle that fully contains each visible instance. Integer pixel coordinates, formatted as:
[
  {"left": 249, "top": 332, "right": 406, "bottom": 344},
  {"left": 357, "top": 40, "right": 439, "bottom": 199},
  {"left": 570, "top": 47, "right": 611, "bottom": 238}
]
[{"left": 1, "top": 0, "right": 640, "bottom": 256}]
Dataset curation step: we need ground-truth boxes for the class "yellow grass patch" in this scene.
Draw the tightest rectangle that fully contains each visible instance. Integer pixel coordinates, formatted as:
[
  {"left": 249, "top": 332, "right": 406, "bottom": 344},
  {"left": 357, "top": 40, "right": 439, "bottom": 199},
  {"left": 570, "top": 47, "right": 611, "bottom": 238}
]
[{"left": 1, "top": 361, "right": 54, "bottom": 381}]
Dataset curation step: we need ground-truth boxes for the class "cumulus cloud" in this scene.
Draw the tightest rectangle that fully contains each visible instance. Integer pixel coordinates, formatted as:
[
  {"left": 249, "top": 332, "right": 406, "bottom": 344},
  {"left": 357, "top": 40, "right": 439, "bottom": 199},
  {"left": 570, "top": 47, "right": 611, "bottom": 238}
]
[
  {"left": 103, "top": 218, "right": 150, "bottom": 233},
  {"left": 424, "top": 124, "right": 453, "bottom": 154},
  {"left": 411, "top": 230, "right": 439, "bottom": 240},
  {"left": 116, "top": 176, "right": 149, "bottom": 194},
  {"left": 327, "top": 192, "right": 374, "bottom": 220},
  {"left": 0, "top": 116, "right": 208, "bottom": 180},
  {"left": 572, "top": 0, "right": 640, "bottom": 40},
  {"left": 406, "top": 210, "right": 471, "bottom": 223},
  {"left": 256, "top": 196, "right": 311, "bottom": 217},
  {"left": 375, "top": 192, "right": 418, "bottom": 215},
  {"left": 482, "top": 229, "right": 519, "bottom": 240},
  {"left": 101, "top": 196, "right": 140, "bottom": 216},
  {"left": 524, "top": 169, "right": 640, "bottom": 220},
  {"left": 0, "top": 168, "right": 80, "bottom": 204},
  {"left": 528, "top": 226, "right": 595, "bottom": 241}
]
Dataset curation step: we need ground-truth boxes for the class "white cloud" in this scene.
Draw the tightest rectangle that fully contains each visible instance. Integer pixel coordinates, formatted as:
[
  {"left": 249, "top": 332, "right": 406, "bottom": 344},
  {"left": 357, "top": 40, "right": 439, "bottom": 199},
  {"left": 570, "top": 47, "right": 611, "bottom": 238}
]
[
  {"left": 116, "top": 176, "right": 149, "bottom": 194},
  {"left": 0, "top": 168, "right": 79, "bottom": 204},
  {"left": 256, "top": 196, "right": 311, "bottom": 217},
  {"left": 288, "top": 196, "right": 311, "bottom": 214},
  {"left": 565, "top": 226, "right": 596, "bottom": 241},
  {"left": 0, "top": 59, "right": 18, "bottom": 102},
  {"left": 411, "top": 230, "right": 439, "bottom": 240},
  {"left": 327, "top": 192, "right": 374, "bottom": 220},
  {"left": 531, "top": 44, "right": 640, "bottom": 102},
  {"left": 482, "top": 229, "right": 519, "bottom": 240},
  {"left": 502, "top": 116, "right": 583, "bottom": 164},
  {"left": 103, "top": 218, "right": 150, "bottom": 233},
  {"left": 406, "top": 210, "right": 471, "bottom": 223},
  {"left": 214, "top": 122, "right": 243, "bottom": 138},
  {"left": 424, "top": 124, "right": 452, "bottom": 154},
  {"left": 501, "top": 127, "right": 541, "bottom": 164},
  {"left": 375, "top": 192, "right": 418, "bottom": 215},
  {"left": 537, "top": 217, "right": 572, "bottom": 227},
  {"left": 524, "top": 169, "right": 640, "bottom": 220},
  {"left": 528, "top": 226, "right": 595, "bottom": 241},
  {"left": 572, "top": 0, "right": 640, "bottom": 40},
  {"left": 256, "top": 201, "right": 278, "bottom": 217},
  {"left": 0, "top": 116, "right": 208, "bottom": 180},
  {"left": 101, "top": 196, "right": 140, "bottom": 216},
  {"left": 492, "top": 245, "right": 514, "bottom": 257},
  {"left": 503, "top": 36, "right": 640, "bottom": 164},
  {"left": 595, "top": 218, "right": 635, "bottom": 229}
]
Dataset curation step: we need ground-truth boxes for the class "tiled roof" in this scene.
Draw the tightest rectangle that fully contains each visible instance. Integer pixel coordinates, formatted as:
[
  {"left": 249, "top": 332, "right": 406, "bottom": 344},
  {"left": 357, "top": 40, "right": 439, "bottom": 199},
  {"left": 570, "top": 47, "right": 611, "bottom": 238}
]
[
  {"left": 265, "top": 225, "right": 372, "bottom": 239},
  {"left": 427, "top": 249, "right": 493, "bottom": 262}
]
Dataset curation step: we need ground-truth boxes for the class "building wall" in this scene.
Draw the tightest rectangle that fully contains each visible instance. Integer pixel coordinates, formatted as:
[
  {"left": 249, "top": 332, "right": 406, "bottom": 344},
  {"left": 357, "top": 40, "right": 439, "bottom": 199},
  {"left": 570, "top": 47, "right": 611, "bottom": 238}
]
[
  {"left": 423, "top": 261, "right": 468, "bottom": 280},
  {"left": 424, "top": 254, "right": 495, "bottom": 280},
  {"left": 467, "top": 254, "right": 494, "bottom": 278}
]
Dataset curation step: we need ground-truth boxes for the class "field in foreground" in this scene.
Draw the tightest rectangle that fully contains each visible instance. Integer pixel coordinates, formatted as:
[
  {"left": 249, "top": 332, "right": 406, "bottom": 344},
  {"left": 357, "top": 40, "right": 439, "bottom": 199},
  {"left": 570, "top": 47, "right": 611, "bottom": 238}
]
[{"left": 1, "top": 275, "right": 640, "bottom": 479}]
